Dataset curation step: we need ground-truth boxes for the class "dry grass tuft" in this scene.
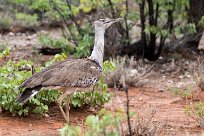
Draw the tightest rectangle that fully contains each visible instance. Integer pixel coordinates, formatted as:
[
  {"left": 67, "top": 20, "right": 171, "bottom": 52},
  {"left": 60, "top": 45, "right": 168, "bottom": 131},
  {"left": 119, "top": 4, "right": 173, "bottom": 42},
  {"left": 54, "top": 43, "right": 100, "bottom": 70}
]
[
  {"left": 104, "top": 57, "right": 154, "bottom": 88},
  {"left": 122, "top": 107, "right": 167, "bottom": 136}
]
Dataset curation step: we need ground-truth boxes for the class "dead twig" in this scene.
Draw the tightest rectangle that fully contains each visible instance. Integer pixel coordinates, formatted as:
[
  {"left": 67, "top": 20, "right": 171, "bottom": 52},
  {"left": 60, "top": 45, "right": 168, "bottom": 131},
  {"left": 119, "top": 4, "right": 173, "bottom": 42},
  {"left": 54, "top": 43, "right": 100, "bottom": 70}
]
[
  {"left": 50, "top": 0, "right": 77, "bottom": 45},
  {"left": 121, "top": 75, "right": 132, "bottom": 136},
  {"left": 65, "top": 0, "right": 83, "bottom": 35},
  {"left": 124, "top": 0, "right": 130, "bottom": 45}
]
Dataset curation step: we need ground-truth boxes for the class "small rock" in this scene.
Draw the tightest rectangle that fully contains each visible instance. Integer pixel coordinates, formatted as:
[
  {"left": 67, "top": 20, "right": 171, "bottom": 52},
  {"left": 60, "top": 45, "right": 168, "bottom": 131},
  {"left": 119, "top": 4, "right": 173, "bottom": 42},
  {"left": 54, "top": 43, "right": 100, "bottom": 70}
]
[
  {"left": 27, "top": 34, "right": 37, "bottom": 40},
  {"left": 29, "top": 124, "right": 33, "bottom": 131},
  {"left": 12, "top": 113, "right": 16, "bottom": 116},
  {"left": 136, "top": 79, "right": 149, "bottom": 86},
  {"left": 199, "top": 118, "right": 204, "bottom": 128},
  {"left": 167, "top": 80, "right": 173, "bottom": 84},
  {"left": 44, "top": 113, "right": 49, "bottom": 117},
  {"left": 186, "top": 75, "right": 191, "bottom": 78},
  {"left": 158, "top": 88, "right": 164, "bottom": 92},
  {"left": 138, "top": 97, "right": 143, "bottom": 101},
  {"left": 16, "top": 32, "right": 21, "bottom": 36},
  {"left": 198, "top": 32, "right": 204, "bottom": 50},
  {"left": 178, "top": 75, "right": 184, "bottom": 79},
  {"left": 128, "top": 69, "right": 138, "bottom": 77},
  {"left": 86, "top": 107, "right": 95, "bottom": 112},
  {"left": 8, "top": 32, "right": 14, "bottom": 36}
]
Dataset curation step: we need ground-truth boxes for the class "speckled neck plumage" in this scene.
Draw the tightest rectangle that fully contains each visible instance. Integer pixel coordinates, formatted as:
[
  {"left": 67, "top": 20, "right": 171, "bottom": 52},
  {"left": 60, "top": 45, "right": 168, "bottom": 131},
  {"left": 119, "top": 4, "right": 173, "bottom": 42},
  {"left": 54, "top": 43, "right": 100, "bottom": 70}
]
[{"left": 89, "top": 29, "right": 105, "bottom": 67}]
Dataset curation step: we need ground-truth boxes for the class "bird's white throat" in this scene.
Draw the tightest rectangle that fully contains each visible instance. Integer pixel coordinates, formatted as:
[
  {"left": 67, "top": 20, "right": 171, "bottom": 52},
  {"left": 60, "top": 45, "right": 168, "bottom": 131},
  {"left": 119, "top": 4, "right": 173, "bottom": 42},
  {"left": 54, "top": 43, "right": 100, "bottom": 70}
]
[{"left": 89, "top": 29, "right": 105, "bottom": 67}]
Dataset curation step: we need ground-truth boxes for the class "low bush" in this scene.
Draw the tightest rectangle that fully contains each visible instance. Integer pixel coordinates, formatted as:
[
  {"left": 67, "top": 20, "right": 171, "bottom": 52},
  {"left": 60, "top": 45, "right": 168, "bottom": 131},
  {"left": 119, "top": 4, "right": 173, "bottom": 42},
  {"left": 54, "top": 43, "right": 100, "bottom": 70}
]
[
  {"left": 0, "top": 59, "right": 60, "bottom": 116},
  {"left": 60, "top": 109, "right": 125, "bottom": 136},
  {"left": 71, "top": 79, "right": 110, "bottom": 108},
  {"left": 15, "top": 13, "right": 39, "bottom": 28},
  {"left": 60, "top": 107, "right": 166, "bottom": 136},
  {"left": 0, "top": 47, "right": 10, "bottom": 59},
  {"left": 38, "top": 33, "right": 74, "bottom": 55},
  {"left": 0, "top": 49, "right": 113, "bottom": 116},
  {"left": 0, "top": 13, "right": 13, "bottom": 32},
  {"left": 185, "top": 102, "right": 204, "bottom": 128},
  {"left": 168, "top": 86, "right": 193, "bottom": 100}
]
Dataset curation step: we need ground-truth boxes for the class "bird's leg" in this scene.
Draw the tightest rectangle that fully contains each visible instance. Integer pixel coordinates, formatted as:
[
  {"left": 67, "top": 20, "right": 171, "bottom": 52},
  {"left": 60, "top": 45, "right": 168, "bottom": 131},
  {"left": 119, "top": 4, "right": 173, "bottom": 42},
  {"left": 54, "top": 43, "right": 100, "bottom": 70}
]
[
  {"left": 64, "top": 94, "right": 71, "bottom": 123},
  {"left": 90, "top": 85, "right": 96, "bottom": 103},
  {"left": 63, "top": 88, "right": 79, "bottom": 122},
  {"left": 92, "top": 84, "right": 96, "bottom": 93},
  {"left": 57, "top": 90, "right": 72, "bottom": 123}
]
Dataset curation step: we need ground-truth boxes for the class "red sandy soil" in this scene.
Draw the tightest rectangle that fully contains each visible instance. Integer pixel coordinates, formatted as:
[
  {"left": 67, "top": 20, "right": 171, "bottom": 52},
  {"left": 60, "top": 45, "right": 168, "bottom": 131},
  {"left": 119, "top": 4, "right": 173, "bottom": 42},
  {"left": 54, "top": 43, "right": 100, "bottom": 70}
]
[{"left": 0, "top": 87, "right": 203, "bottom": 136}]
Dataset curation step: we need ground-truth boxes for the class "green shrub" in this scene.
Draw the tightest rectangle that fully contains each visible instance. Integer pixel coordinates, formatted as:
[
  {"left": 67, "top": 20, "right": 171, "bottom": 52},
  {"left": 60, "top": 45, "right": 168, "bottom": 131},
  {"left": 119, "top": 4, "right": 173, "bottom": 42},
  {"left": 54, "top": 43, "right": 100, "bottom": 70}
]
[
  {"left": 71, "top": 79, "right": 110, "bottom": 108},
  {"left": 74, "top": 33, "right": 93, "bottom": 58},
  {"left": 199, "top": 16, "right": 204, "bottom": 28},
  {"left": 185, "top": 102, "right": 204, "bottom": 127},
  {"left": 0, "top": 47, "right": 10, "bottom": 59},
  {"left": 0, "top": 51, "right": 66, "bottom": 116},
  {"left": 0, "top": 59, "right": 60, "bottom": 116},
  {"left": 0, "top": 48, "right": 113, "bottom": 116},
  {"left": 15, "top": 13, "right": 39, "bottom": 28},
  {"left": 167, "top": 86, "right": 192, "bottom": 99},
  {"left": 60, "top": 109, "right": 125, "bottom": 136},
  {"left": 60, "top": 107, "right": 166, "bottom": 136},
  {"left": 0, "top": 13, "right": 13, "bottom": 31},
  {"left": 38, "top": 34, "right": 74, "bottom": 55}
]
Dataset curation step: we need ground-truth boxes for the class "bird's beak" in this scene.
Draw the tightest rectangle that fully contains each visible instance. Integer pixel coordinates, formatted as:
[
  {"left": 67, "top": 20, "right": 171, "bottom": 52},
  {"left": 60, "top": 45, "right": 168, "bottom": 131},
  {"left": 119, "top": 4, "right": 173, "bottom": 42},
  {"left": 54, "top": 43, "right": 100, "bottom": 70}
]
[
  {"left": 112, "top": 18, "right": 123, "bottom": 23},
  {"left": 105, "top": 18, "right": 122, "bottom": 29}
]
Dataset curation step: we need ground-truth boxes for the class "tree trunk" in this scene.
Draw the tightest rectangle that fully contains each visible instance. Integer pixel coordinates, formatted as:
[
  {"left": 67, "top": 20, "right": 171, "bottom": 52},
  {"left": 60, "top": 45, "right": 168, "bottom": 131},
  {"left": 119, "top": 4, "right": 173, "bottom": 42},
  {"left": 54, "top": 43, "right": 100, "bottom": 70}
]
[
  {"left": 189, "top": 0, "right": 204, "bottom": 27},
  {"left": 188, "top": 0, "right": 204, "bottom": 47}
]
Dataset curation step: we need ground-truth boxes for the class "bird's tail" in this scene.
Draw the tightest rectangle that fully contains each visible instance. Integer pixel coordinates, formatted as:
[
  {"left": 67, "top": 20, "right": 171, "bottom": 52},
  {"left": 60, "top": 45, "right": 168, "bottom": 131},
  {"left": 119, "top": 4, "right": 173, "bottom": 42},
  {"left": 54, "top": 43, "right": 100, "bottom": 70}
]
[{"left": 16, "top": 85, "right": 42, "bottom": 104}]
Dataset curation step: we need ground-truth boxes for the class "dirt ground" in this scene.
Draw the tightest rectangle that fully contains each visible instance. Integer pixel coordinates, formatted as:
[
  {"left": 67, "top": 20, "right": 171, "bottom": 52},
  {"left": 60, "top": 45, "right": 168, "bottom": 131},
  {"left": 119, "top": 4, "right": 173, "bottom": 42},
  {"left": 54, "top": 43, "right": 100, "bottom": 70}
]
[
  {"left": 0, "top": 29, "right": 204, "bottom": 135},
  {"left": 0, "top": 87, "right": 202, "bottom": 136}
]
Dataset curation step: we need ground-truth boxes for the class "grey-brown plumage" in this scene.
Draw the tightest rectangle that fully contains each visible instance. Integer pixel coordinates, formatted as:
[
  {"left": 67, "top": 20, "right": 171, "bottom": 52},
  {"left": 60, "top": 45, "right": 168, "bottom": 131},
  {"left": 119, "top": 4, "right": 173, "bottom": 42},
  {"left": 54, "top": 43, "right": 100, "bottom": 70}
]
[
  {"left": 16, "top": 59, "right": 102, "bottom": 104},
  {"left": 16, "top": 18, "right": 121, "bottom": 122},
  {"left": 20, "top": 59, "right": 102, "bottom": 88}
]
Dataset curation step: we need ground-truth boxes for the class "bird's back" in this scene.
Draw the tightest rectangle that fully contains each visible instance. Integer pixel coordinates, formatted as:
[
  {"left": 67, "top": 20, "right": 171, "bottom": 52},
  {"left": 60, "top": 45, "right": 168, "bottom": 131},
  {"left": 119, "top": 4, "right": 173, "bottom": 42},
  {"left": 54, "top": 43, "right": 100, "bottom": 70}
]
[{"left": 20, "top": 58, "right": 102, "bottom": 89}]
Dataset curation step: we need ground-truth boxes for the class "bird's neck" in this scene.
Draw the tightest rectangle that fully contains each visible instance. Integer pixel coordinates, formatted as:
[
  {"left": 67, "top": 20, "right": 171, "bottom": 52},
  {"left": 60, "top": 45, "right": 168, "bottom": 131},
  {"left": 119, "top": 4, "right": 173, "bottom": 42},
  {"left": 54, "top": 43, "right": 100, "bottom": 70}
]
[{"left": 89, "top": 29, "right": 105, "bottom": 67}]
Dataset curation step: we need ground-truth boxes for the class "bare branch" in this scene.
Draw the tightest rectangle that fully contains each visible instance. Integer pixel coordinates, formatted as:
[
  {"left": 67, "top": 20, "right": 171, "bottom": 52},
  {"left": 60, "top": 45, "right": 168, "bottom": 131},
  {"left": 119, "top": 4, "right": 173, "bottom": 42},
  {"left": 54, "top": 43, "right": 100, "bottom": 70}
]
[
  {"left": 50, "top": 0, "right": 77, "bottom": 45},
  {"left": 107, "top": 0, "right": 116, "bottom": 18},
  {"left": 65, "top": 0, "right": 83, "bottom": 35},
  {"left": 121, "top": 75, "right": 132, "bottom": 136},
  {"left": 124, "top": 0, "right": 130, "bottom": 45},
  {"left": 139, "top": 0, "right": 147, "bottom": 46}
]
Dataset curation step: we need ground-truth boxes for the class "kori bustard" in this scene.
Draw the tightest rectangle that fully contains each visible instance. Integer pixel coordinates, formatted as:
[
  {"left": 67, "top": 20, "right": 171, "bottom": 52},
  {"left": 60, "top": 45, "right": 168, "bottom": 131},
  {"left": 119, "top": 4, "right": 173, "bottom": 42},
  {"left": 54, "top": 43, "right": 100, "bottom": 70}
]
[{"left": 16, "top": 18, "right": 121, "bottom": 122}]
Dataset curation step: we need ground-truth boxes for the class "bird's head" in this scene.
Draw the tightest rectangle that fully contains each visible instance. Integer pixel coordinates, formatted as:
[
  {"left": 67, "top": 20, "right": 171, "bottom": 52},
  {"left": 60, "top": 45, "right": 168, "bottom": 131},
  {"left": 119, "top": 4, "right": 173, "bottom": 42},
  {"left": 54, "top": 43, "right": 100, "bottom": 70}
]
[{"left": 93, "top": 18, "right": 122, "bottom": 31}]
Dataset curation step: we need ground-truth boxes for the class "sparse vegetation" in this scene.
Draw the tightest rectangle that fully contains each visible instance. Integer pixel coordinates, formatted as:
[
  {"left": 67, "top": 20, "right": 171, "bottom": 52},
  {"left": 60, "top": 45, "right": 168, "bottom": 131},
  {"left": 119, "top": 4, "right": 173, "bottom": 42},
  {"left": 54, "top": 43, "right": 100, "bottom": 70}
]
[
  {"left": 0, "top": 0, "right": 204, "bottom": 135},
  {"left": 0, "top": 57, "right": 60, "bottom": 116},
  {"left": 168, "top": 86, "right": 193, "bottom": 100},
  {"left": 15, "top": 13, "right": 40, "bottom": 28},
  {"left": 0, "top": 13, "right": 13, "bottom": 32},
  {"left": 60, "top": 107, "right": 166, "bottom": 136},
  {"left": 0, "top": 48, "right": 112, "bottom": 116},
  {"left": 185, "top": 102, "right": 204, "bottom": 128},
  {"left": 38, "top": 33, "right": 74, "bottom": 55},
  {"left": 105, "top": 57, "right": 153, "bottom": 87},
  {"left": 60, "top": 109, "right": 125, "bottom": 136}
]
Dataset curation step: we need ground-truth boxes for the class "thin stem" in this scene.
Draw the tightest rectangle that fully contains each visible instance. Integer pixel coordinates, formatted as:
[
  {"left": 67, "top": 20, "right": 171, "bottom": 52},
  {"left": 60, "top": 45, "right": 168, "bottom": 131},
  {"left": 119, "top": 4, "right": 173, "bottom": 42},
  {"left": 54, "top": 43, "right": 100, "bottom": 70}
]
[
  {"left": 124, "top": 0, "right": 130, "bottom": 45},
  {"left": 139, "top": 0, "right": 147, "bottom": 46},
  {"left": 65, "top": 0, "right": 83, "bottom": 35},
  {"left": 107, "top": 0, "right": 116, "bottom": 18},
  {"left": 122, "top": 75, "right": 132, "bottom": 136},
  {"left": 50, "top": 0, "right": 77, "bottom": 45}
]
